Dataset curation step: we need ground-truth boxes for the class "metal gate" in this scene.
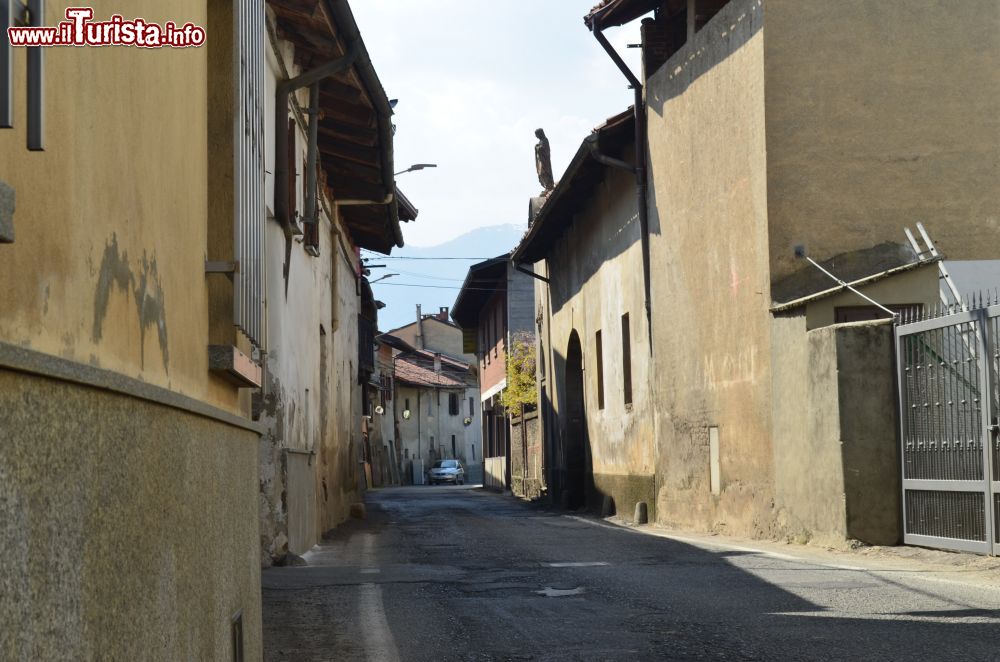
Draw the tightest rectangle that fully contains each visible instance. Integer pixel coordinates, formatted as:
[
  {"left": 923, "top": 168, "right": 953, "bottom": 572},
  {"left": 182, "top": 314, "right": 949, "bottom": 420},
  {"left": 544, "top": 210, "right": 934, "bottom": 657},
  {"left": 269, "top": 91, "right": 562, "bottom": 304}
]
[{"left": 895, "top": 304, "right": 1000, "bottom": 554}]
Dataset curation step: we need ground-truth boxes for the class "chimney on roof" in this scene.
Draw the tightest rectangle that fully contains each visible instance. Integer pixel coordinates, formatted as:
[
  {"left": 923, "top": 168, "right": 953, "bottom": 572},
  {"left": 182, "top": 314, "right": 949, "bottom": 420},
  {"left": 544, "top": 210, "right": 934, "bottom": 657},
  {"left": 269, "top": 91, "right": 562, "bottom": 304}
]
[
  {"left": 416, "top": 304, "right": 424, "bottom": 350},
  {"left": 438, "top": 307, "right": 449, "bottom": 322},
  {"left": 433, "top": 352, "right": 442, "bottom": 374}
]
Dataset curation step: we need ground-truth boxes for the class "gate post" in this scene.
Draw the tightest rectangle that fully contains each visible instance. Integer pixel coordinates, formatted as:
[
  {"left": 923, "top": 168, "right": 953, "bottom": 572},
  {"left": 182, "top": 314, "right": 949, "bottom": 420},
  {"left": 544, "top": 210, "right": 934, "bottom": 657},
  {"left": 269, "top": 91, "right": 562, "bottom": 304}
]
[{"left": 975, "top": 308, "right": 996, "bottom": 554}]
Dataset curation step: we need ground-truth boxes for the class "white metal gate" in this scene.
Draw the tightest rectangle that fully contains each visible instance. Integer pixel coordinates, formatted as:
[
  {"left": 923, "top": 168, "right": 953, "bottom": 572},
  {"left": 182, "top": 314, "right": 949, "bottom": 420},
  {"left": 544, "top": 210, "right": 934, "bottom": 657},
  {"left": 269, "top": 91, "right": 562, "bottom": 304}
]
[{"left": 895, "top": 305, "right": 1000, "bottom": 555}]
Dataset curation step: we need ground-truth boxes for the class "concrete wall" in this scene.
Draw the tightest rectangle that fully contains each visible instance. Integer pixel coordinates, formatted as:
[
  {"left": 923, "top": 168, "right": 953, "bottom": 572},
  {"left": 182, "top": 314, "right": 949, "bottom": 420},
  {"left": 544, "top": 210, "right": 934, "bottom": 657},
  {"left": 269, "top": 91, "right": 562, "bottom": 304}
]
[
  {"left": 645, "top": 0, "right": 773, "bottom": 536},
  {"left": 0, "top": 1, "right": 263, "bottom": 656},
  {"left": 538, "top": 156, "right": 656, "bottom": 520},
  {"left": 762, "top": 0, "right": 1000, "bottom": 287},
  {"left": 771, "top": 318, "right": 901, "bottom": 546}
]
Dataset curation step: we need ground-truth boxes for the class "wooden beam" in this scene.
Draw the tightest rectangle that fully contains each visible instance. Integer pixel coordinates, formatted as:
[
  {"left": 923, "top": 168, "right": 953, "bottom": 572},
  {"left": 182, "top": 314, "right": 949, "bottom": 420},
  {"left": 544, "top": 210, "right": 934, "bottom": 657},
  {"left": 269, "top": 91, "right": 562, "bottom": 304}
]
[
  {"left": 323, "top": 157, "right": 383, "bottom": 184},
  {"left": 318, "top": 120, "right": 378, "bottom": 146},
  {"left": 323, "top": 168, "right": 387, "bottom": 201},
  {"left": 318, "top": 136, "right": 380, "bottom": 165}
]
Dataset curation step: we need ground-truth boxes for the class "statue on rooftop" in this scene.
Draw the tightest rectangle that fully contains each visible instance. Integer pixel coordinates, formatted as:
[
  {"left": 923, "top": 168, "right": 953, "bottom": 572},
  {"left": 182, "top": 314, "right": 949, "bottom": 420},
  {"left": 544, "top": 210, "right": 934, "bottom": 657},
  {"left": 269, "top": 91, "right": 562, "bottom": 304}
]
[{"left": 534, "top": 128, "right": 555, "bottom": 193}]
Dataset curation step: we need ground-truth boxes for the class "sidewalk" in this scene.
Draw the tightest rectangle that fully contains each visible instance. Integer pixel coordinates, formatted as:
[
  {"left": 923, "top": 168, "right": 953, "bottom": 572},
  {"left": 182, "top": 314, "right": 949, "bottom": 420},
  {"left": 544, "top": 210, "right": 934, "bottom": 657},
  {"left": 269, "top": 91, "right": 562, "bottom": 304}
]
[{"left": 581, "top": 513, "right": 1000, "bottom": 590}]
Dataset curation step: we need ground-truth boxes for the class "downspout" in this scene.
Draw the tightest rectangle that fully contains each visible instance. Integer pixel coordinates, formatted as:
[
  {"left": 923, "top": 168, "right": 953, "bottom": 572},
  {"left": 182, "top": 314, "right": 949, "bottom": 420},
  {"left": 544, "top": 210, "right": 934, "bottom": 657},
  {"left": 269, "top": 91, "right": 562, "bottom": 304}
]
[
  {"left": 303, "top": 82, "right": 320, "bottom": 228},
  {"left": 592, "top": 27, "right": 652, "bottom": 351}
]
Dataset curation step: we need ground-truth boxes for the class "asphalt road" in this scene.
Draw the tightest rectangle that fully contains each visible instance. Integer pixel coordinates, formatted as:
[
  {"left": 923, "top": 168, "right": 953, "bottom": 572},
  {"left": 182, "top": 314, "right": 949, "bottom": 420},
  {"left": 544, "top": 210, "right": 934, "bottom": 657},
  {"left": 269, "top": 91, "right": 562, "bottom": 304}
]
[{"left": 262, "top": 486, "right": 1000, "bottom": 661}]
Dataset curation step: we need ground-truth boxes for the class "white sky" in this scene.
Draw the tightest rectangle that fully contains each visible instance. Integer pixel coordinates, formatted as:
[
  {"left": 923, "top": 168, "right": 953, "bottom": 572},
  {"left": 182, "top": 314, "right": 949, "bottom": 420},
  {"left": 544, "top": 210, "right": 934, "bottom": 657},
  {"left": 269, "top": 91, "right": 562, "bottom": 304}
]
[{"left": 351, "top": 1, "right": 646, "bottom": 247}]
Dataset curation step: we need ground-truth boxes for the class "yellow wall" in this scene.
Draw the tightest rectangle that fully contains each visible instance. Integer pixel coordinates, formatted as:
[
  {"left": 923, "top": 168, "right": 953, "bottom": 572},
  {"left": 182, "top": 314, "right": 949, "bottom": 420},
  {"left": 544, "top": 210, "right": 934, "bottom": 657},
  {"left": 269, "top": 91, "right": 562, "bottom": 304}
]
[
  {"left": 762, "top": 0, "right": 1000, "bottom": 286},
  {"left": 0, "top": 2, "right": 262, "bottom": 657},
  {"left": 0, "top": 0, "right": 239, "bottom": 413},
  {"left": 645, "top": 0, "right": 774, "bottom": 536}
]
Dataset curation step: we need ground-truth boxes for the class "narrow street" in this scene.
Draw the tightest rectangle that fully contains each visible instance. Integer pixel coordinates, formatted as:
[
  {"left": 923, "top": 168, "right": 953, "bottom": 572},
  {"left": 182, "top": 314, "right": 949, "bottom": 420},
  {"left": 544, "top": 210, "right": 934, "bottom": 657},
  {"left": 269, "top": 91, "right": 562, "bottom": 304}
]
[{"left": 263, "top": 487, "right": 1000, "bottom": 661}]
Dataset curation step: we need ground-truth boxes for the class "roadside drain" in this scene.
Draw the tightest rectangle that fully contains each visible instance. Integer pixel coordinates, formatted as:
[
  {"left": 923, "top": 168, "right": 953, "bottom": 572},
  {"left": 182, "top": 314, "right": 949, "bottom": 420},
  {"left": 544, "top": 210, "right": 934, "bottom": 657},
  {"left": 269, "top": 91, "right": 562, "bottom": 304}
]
[{"left": 534, "top": 586, "right": 585, "bottom": 597}]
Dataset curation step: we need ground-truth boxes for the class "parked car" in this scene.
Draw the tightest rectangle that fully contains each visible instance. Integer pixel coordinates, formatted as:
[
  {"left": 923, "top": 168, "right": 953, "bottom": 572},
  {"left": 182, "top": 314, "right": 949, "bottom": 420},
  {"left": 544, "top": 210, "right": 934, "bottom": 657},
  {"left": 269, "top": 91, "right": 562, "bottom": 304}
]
[{"left": 428, "top": 459, "right": 465, "bottom": 485}]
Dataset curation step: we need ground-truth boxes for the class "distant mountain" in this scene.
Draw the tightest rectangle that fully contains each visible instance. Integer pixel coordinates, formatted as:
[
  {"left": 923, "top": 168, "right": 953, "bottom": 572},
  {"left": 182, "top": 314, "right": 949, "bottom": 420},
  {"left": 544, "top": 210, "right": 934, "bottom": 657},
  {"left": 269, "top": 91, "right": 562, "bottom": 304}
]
[{"left": 368, "top": 223, "right": 527, "bottom": 332}]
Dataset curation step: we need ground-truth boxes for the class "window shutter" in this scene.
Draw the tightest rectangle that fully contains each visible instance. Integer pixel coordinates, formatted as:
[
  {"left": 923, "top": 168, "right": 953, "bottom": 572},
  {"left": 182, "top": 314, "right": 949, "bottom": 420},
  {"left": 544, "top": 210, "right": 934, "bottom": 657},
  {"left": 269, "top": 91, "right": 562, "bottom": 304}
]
[{"left": 233, "top": 0, "right": 266, "bottom": 349}]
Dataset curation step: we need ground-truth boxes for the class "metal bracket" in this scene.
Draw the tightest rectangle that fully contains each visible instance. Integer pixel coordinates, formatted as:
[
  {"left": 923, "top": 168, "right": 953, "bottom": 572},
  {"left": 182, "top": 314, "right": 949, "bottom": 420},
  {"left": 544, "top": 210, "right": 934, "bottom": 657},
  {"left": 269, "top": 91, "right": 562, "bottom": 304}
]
[
  {"left": 206, "top": 261, "right": 239, "bottom": 279},
  {"left": 513, "top": 261, "right": 550, "bottom": 285}
]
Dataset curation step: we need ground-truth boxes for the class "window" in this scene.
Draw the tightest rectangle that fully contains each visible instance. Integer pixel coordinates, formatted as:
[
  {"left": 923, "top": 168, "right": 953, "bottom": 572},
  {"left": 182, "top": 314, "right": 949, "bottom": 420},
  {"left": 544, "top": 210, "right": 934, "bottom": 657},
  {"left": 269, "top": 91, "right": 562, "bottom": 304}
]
[
  {"left": 448, "top": 393, "right": 459, "bottom": 416},
  {"left": 622, "top": 313, "right": 632, "bottom": 406},
  {"left": 595, "top": 330, "right": 605, "bottom": 410},
  {"left": 469, "top": 397, "right": 475, "bottom": 417},
  {"left": 451, "top": 435, "right": 456, "bottom": 458},
  {"left": 404, "top": 398, "right": 410, "bottom": 412}
]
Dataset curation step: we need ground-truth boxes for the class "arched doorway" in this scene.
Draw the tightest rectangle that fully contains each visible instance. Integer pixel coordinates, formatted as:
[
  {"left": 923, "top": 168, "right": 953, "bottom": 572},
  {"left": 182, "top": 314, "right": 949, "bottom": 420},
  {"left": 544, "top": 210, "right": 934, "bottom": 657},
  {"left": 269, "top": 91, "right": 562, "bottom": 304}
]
[{"left": 564, "top": 331, "right": 589, "bottom": 509}]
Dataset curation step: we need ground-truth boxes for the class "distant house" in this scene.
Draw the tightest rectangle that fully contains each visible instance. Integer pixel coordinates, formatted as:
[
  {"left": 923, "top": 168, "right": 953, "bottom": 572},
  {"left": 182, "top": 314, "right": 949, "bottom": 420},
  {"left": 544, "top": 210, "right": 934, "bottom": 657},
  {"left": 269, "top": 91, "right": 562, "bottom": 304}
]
[
  {"left": 379, "top": 311, "right": 482, "bottom": 484},
  {"left": 451, "top": 254, "right": 539, "bottom": 496}
]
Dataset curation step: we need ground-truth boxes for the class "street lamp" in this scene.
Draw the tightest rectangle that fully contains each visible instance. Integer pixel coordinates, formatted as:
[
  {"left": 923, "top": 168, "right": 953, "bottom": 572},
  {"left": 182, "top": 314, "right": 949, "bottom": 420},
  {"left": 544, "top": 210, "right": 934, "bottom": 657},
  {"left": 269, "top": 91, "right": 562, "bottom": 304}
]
[
  {"left": 370, "top": 273, "right": 398, "bottom": 284},
  {"left": 394, "top": 163, "right": 437, "bottom": 176}
]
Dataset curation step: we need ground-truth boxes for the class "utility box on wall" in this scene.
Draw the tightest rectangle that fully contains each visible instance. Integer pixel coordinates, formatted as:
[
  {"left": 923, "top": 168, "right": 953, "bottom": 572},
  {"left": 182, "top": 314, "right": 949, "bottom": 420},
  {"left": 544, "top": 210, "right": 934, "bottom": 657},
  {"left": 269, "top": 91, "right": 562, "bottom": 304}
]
[{"left": 412, "top": 459, "right": 424, "bottom": 485}]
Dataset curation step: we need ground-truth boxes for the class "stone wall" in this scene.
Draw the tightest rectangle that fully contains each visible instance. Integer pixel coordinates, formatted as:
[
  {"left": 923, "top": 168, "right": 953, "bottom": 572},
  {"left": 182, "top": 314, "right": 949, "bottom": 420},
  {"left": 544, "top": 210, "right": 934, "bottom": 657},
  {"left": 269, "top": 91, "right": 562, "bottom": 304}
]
[{"left": 0, "top": 361, "right": 261, "bottom": 660}]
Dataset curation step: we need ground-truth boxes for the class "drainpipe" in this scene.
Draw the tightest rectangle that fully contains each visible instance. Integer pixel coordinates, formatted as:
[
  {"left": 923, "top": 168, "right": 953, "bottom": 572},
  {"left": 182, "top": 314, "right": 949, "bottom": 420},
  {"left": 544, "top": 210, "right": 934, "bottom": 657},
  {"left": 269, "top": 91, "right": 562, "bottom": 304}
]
[
  {"left": 303, "top": 83, "right": 320, "bottom": 229},
  {"left": 591, "top": 28, "right": 653, "bottom": 350},
  {"left": 274, "top": 39, "right": 361, "bottom": 237}
]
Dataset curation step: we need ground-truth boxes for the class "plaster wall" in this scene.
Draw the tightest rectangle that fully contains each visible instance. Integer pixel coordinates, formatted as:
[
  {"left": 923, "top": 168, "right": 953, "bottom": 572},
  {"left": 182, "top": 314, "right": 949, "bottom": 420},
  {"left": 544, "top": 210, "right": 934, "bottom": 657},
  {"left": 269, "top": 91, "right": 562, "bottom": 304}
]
[
  {"left": 645, "top": 0, "right": 773, "bottom": 536},
  {"left": 256, "top": 35, "right": 361, "bottom": 561},
  {"left": 0, "top": 367, "right": 262, "bottom": 661},
  {"left": 0, "top": 0, "right": 240, "bottom": 413},
  {"left": 540, "top": 162, "right": 656, "bottom": 519},
  {"left": 762, "top": 0, "right": 1000, "bottom": 287}
]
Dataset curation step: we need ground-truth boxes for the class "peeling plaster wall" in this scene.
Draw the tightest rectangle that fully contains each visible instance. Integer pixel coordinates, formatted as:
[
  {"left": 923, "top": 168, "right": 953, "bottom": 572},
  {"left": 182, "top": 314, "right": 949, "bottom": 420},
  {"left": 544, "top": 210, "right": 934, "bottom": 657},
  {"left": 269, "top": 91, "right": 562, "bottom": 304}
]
[
  {"left": 645, "top": 0, "right": 773, "bottom": 537},
  {"left": 256, "top": 36, "right": 363, "bottom": 561}
]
